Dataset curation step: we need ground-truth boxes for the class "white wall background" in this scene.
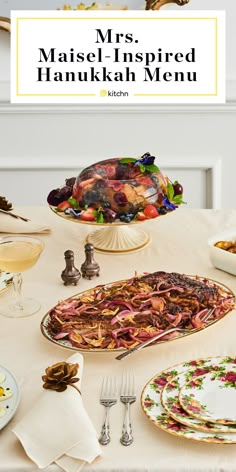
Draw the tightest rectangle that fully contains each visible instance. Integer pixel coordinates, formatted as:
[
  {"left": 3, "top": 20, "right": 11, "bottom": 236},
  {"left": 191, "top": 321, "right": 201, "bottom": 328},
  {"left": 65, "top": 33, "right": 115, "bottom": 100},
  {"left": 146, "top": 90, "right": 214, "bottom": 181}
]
[{"left": 0, "top": 0, "right": 235, "bottom": 209}]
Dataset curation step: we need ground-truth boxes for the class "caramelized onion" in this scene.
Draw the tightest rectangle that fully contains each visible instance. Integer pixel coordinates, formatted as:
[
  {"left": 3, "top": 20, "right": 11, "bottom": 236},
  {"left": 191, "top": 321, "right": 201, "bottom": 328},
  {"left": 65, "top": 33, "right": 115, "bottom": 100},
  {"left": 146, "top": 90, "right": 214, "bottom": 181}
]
[{"left": 45, "top": 272, "right": 235, "bottom": 350}]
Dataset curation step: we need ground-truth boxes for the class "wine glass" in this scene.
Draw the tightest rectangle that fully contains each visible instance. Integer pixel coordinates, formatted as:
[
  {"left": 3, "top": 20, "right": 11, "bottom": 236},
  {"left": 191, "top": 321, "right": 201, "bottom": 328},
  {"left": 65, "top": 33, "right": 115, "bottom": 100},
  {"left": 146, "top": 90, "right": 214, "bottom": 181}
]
[{"left": 0, "top": 235, "right": 44, "bottom": 318}]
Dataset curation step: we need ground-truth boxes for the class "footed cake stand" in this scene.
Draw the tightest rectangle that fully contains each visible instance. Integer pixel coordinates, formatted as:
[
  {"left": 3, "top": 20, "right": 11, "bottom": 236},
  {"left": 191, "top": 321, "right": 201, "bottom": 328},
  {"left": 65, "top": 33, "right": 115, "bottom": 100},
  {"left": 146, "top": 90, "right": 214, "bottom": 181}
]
[
  {"left": 86, "top": 222, "right": 151, "bottom": 253},
  {"left": 50, "top": 206, "right": 151, "bottom": 254}
]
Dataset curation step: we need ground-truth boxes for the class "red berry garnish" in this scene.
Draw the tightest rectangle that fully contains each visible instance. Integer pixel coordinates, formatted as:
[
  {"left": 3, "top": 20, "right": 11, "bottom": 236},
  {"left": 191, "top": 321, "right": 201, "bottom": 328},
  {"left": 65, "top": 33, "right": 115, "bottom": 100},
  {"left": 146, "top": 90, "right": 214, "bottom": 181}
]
[
  {"left": 136, "top": 212, "right": 146, "bottom": 221},
  {"left": 108, "top": 181, "right": 123, "bottom": 191},
  {"left": 144, "top": 205, "right": 159, "bottom": 219},
  {"left": 65, "top": 177, "right": 76, "bottom": 188},
  {"left": 57, "top": 201, "right": 72, "bottom": 211},
  {"left": 104, "top": 208, "right": 117, "bottom": 223},
  {"left": 173, "top": 181, "right": 183, "bottom": 196},
  {"left": 80, "top": 208, "right": 96, "bottom": 221},
  {"left": 137, "top": 177, "right": 153, "bottom": 186}
]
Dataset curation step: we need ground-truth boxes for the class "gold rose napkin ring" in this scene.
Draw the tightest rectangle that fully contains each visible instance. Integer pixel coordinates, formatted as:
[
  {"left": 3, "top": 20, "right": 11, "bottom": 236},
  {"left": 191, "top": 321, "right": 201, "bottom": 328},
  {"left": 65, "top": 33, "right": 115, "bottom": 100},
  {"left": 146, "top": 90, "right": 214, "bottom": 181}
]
[{"left": 42, "top": 361, "right": 81, "bottom": 394}]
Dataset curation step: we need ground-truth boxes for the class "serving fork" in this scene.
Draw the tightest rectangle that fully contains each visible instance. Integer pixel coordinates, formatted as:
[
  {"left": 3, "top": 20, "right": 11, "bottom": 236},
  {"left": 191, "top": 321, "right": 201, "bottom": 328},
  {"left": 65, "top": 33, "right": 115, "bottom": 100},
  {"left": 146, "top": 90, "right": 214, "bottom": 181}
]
[
  {"left": 120, "top": 373, "right": 136, "bottom": 446},
  {"left": 116, "top": 307, "right": 216, "bottom": 361},
  {"left": 98, "top": 377, "right": 117, "bottom": 445}
]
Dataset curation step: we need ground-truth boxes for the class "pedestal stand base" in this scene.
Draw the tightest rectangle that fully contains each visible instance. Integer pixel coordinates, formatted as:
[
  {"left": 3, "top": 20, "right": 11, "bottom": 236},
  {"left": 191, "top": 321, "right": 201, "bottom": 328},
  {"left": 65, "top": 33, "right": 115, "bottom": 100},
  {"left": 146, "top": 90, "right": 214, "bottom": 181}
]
[{"left": 86, "top": 225, "right": 151, "bottom": 254}]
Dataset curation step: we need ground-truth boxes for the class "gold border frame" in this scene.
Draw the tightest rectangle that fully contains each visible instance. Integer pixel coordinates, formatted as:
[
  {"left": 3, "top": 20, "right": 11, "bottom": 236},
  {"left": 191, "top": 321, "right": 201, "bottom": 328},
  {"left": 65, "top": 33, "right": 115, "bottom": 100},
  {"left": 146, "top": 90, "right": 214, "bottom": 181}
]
[
  {"left": 0, "top": 17, "right": 10, "bottom": 33},
  {"left": 15, "top": 16, "right": 218, "bottom": 98}
]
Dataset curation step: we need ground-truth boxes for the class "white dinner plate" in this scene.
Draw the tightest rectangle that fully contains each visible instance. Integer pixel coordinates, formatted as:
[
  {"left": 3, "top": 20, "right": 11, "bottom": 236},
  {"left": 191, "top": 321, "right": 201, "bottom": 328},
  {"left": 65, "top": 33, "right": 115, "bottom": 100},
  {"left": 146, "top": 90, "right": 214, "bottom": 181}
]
[
  {"left": 0, "top": 365, "right": 20, "bottom": 430},
  {"left": 161, "top": 367, "right": 236, "bottom": 433},
  {"left": 179, "top": 368, "right": 236, "bottom": 425}
]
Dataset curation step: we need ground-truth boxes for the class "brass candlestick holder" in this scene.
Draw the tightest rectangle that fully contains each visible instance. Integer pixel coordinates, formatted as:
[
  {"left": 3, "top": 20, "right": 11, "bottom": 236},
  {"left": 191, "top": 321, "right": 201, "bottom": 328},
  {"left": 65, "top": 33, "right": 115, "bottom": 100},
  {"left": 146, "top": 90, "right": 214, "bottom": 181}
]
[
  {"left": 0, "top": 17, "right": 10, "bottom": 33},
  {"left": 0, "top": 1, "right": 190, "bottom": 36},
  {"left": 146, "top": 0, "right": 189, "bottom": 9}
]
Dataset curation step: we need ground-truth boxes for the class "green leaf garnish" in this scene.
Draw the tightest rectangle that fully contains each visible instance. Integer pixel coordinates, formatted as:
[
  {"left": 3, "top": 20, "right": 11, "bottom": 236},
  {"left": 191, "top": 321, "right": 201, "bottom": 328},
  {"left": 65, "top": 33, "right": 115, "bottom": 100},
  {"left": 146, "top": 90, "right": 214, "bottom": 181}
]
[
  {"left": 173, "top": 195, "right": 183, "bottom": 204},
  {"left": 138, "top": 163, "right": 146, "bottom": 173},
  {"left": 144, "top": 164, "right": 160, "bottom": 173},
  {"left": 120, "top": 156, "right": 162, "bottom": 179},
  {"left": 93, "top": 208, "right": 104, "bottom": 223},
  {"left": 119, "top": 158, "right": 136, "bottom": 164},
  {"left": 96, "top": 212, "right": 104, "bottom": 224},
  {"left": 68, "top": 197, "right": 79, "bottom": 209},
  {"left": 167, "top": 182, "right": 174, "bottom": 201},
  {"left": 173, "top": 195, "right": 186, "bottom": 205}
]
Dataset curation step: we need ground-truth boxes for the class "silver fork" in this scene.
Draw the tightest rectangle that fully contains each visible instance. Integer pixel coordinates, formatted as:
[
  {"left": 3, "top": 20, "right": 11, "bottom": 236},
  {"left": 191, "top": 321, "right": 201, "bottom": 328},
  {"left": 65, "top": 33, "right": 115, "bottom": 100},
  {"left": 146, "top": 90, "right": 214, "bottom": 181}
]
[
  {"left": 116, "top": 307, "right": 216, "bottom": 361},
  {"left": 120, "top": 373, "right": 136, "bottom": 446},
  {"left": 98, "top": 377, "right": 117, "bottom": 445}
]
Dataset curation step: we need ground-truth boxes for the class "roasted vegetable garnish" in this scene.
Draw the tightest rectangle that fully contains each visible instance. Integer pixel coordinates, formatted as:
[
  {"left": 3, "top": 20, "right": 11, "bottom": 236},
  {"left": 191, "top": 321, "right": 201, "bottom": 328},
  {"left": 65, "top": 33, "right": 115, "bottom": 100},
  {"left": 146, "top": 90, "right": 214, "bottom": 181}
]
[{"left": 214, "top": 241, "right": 236, "bottom": 253}]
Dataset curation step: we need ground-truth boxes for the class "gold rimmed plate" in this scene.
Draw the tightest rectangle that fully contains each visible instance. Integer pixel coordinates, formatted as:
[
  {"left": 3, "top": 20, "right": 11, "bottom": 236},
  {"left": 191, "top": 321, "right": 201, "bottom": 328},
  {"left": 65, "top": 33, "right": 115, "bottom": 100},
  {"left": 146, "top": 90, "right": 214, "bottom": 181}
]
[
  {"left": 161, "top": 369, "right": 236, "bottom": 433},
  {"left": 40, "top": 275, "right": 235, "bottom": 353},
  {"left": 141, "top": 356, "right": 236, "bottom": 444},
  {"left": 179, "top": 369, "right": 236, "bottom": 425}
]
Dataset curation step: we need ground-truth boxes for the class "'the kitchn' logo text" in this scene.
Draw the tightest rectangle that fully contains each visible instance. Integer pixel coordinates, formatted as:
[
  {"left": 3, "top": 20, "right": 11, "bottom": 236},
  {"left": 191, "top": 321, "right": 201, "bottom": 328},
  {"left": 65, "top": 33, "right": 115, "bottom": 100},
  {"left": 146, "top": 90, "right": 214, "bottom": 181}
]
[{"left": 100, "top": 89, "right": 129, "bottom": 97}]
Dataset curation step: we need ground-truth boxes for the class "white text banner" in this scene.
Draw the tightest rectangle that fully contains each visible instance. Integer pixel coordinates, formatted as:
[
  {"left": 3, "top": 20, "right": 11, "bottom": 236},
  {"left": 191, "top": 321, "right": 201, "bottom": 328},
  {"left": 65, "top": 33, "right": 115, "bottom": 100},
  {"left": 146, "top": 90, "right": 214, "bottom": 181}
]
[{"left": 11, "top": 10, "right": 225, "bottom": 104}]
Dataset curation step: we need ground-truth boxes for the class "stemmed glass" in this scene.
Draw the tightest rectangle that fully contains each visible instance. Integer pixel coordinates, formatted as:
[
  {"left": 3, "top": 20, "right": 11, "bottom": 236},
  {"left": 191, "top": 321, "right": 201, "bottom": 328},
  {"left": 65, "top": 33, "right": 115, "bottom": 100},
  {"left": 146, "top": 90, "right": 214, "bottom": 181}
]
[{"left": 0, "top": 235, "right": 44, "bottom": 318}]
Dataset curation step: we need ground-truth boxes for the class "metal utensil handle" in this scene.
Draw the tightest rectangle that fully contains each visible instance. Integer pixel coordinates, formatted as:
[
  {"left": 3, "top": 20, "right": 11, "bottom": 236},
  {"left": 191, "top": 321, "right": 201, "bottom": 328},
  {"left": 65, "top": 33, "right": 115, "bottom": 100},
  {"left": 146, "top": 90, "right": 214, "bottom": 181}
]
[
  {"left": 120, "top": 402, "right": 133, "bottom": 446},
  {"left": 99, "top": 406, "right": 111, "bottom": 445},
  {"left": 115, "top": 327, "right": 178, "bottom": 361}
]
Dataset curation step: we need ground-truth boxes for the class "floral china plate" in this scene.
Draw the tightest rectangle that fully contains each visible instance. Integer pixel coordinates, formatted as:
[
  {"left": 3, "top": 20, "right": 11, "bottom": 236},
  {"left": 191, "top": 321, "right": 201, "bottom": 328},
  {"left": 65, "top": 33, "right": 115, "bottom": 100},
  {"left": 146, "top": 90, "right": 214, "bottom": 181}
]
[
  {"left": 0, "top": 365, "right": 20, "bottom": 430},
  {"left": 161, "top": 367, "right": 236, "bottom": 433},
  {"left": 141, "top": 356, "right": 236, "bottom": 444},
  {"left": 179, "top": 368, "right": 236, "bottom": 425},
  {"left": 0, "top": 272, "right": 13, "bottom": 294}
]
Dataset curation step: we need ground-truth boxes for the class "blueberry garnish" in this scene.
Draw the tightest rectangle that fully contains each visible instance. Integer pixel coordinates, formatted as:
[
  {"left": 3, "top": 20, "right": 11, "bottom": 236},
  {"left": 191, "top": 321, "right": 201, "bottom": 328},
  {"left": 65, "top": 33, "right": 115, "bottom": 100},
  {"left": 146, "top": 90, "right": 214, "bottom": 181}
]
[
  {"left": 159, "top": 206, "right": 168, "bottom": 215},
  {"left": 119, "top": 213, "right": 135, "bottom": 223}
]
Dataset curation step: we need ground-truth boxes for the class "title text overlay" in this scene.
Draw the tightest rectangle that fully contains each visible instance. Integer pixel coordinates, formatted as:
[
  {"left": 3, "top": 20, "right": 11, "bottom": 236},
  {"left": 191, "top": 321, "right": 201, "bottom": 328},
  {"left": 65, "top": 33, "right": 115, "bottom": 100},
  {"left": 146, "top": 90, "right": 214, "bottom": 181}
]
[{"left": 11, "top": 10, "right": 225, "bottom": 104}]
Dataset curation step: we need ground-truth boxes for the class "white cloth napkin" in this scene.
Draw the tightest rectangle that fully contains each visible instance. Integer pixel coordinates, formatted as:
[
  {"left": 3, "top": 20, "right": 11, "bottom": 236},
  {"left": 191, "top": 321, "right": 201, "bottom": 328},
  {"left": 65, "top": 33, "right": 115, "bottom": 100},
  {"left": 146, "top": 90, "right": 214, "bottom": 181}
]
[
  {"left": 0, "top": 211, "right": 51, "bottom": 234},
  {"left": 12, "top": 353, "right": 101, "bottom": 472}
]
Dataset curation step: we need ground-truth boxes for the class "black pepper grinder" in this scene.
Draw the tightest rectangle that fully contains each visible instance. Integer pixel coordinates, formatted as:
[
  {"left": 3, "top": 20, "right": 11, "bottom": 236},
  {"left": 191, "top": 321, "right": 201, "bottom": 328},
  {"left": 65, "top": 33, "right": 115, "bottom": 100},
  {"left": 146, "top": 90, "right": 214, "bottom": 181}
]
[
  {"left": 61, "top": 250, "right": 81, "bottom": 286},
  {"left": 81, "top": 243, "right": 100, "bottom": 280}
]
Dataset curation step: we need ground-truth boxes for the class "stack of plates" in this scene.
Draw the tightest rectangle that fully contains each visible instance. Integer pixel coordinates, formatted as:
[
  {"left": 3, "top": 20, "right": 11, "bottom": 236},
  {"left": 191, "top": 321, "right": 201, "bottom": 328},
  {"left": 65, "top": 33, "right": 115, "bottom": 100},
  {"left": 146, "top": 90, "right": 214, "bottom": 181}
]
[{"left": 141, "top": 356, "right": 236, "bottom": 443}]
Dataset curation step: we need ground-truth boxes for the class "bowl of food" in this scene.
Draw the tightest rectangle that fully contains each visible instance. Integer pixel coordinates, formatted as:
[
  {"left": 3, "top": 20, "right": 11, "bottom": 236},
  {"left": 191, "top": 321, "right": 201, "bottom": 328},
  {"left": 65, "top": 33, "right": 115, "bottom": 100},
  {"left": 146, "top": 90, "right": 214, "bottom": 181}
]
[{"left": 208, "top": 228, "right": 236, "bottom": 276}]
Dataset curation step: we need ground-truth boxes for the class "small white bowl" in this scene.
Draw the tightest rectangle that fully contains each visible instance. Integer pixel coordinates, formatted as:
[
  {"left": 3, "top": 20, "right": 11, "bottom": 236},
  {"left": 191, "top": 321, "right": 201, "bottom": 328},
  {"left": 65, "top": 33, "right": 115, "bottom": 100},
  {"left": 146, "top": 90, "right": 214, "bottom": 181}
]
[{"left": 208, "top": 228, "right": 236, "bottom": 276}]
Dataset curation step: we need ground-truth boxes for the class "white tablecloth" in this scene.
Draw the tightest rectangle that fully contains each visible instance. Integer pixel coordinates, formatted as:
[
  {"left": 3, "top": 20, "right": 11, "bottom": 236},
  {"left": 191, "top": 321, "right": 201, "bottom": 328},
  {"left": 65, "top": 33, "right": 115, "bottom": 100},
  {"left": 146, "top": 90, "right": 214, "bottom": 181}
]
[{"left": 1, "top": 207, "right": 236, "bottom": 472}]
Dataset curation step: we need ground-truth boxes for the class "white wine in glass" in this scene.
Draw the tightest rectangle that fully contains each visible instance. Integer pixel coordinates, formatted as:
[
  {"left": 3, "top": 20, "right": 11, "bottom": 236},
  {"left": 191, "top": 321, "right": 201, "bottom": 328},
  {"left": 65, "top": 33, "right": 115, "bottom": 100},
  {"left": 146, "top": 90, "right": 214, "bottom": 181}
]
[{"left": 0, "top": 236, "right": 44, "bottom": 317}]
